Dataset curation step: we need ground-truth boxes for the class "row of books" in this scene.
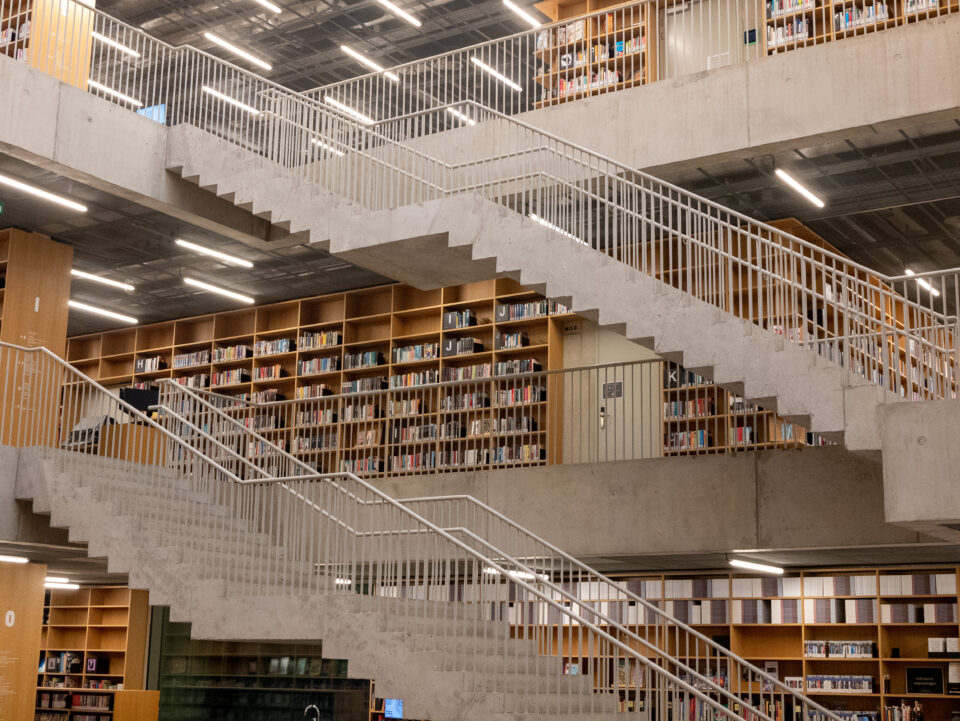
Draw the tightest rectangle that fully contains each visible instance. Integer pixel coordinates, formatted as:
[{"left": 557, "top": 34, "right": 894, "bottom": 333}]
[
  {"left": 299, "top": 331, "right": 341, "bottom": 350},
  {"left": 42, "top": 652, "right": 84, "bottom": 674},
  {"left": 292, "top": 435, "right": 336, "bottom": 452},
  {"left": 732, "top": 598, "right": 800, "bottom": 624},
  {"left": 442, "top": 309, "right": 476, "bottom": 329},
  {"left": 805, "top": 574, "right": 877, "bottom": 597},
  {"left": 664, "top": 398, "right": 715, "bottom": 419},
  {"left": 804, "top": 640, "right": 875, "bottom": 658},
  {"left": 469, "top": 416, "right": 537, "bottom": 436},
  {"left": 903, "top": 0, "right": 938, "bottom": 11},
  {"left": 298, "top": 356, "right": 340, "bottom": 375},
  {"left": 253, "top": 364, "right": 283, "bottom": 381},
  {"left": 243, "top": 414, "right": 282, "bottom": 430},
  {"left": 663, "top": 365, "right": 709, "bottom": 388},
  {"left": 174, "top": 373, "right": 208, "bottom": 388},
  {"left": 295, "top": 383, "right": 331, "bottom": 399},
  {"left": 881, "top": 703, "right": 926, "bottom": 721},
  {"left": 442, "top": 363, "right": 491, "bottom": 381},
  {"left": 213, "top": 344, "right": 252, "bottom": 362},
  {"left": 729, "top": 425, "right": 755, "bottom": 445},
  {"left": 663, "top": 599, "right": 729, "bottom": 624},
  {"left": 496, "top": 299, "right": 561, "bottom": 321},
  {"left": 341, "top": 377, "right": 388, "bottom": 394},
  {"left": 550, "top": 68, "right": 625, "bottom": 99},
  {"left": 173, "top": 349, "right": 210, "bottom": 368},
  {"left": 390, "top": 423, "right": 439, "bottom": 443},
  {"left": 767, "top": 20, "right": 809, "bottom": 46},
  {"left": 835, "top": 3, "right": 889, "bottom": 32},
  {"left": 665, "top": 578, "right": 731, "bottom": 599},
  {"left": 535, "top": 19, "right": 587, "bottom": 50},
  {"left": 36, "top": 692, "right": 113, "bottom": 709},
  {"left": 295, "top": 408, "right": 336, "bottom": 426},
  {"left": 392, "top": 342, "right": 439, "bottom": 363},
  {"left": 494, "top": 385, "right": 546, "bottom": 406},
  {"left": 806, "top": 674, "right": 873, "bottom": 693},
  {"left": 255, "top": 338, "right": 294, "bottom": 357},
  {"left": 134, "top": 356, "right": 166, "bottom": 373},
  {"left": 880, "top": 602, "right": 957, "bottom": 623},
  {"left": 495, "top": 358, "right": 541, "bottom": 375},
  {"left": 878, "top": 573, "right": 956, "bottom": 596},
  {"left": 343, "top": 351, "right": 383, "bottom": 369},
  {"left": 665, "top": 429, "right": 711, "bottom": 451},
  {"left": 444, "top": 337, "right": 484, "bottom": 356},
  {"left": 390, "top": 370, "right": 440, "bottom": 388},
  {"left": 767, "top": 0, "right": 815, "bottom": 17},
  {"left": 804, "top": 598, "right": 878, "bottom": 624}
]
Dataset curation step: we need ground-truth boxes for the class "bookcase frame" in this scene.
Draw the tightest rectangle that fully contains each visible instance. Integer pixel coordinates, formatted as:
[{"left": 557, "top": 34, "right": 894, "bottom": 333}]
[
  {"left": 35, "top": 586, "right": 151, "bottom": 721},
  {"left": 67, "top": 278, "right": 570, "bottom": 479},
  {"left": 0, "top": 0, "right": 95, "bottom": 86}
]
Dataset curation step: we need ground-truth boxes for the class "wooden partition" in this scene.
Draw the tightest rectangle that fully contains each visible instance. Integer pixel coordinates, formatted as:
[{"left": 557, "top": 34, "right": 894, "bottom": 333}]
[{"left": 0, "top": 562, "right": 46, "bottom": 721}]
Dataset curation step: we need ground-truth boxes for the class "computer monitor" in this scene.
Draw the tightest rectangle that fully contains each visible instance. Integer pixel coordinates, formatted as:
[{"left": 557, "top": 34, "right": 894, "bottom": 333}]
[
  {"left": 384, "top": 699, "right": 403, "bottom": 719},
  {"left": 119, "top": 387, "right": 158, "bottom": 415}
]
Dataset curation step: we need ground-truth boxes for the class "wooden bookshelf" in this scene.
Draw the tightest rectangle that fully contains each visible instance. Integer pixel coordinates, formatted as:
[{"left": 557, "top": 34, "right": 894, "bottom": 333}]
[
  {"left": 530, "top": 0, "right": 655, "bottom": 107},
  {"left": 764, "top": 0, "right": 960, "bottom": 53},
  {"left": 0, "top": 0, "right": 95, "bottom": 87},
  {"left": 35, "top": 586, "right": 151, "bottom": 721},
  {"left": 67, "top": 278, "right": 573, "bottom": 479},
  {"left": 156, "top": 608, "right": 368, "bottom": 721},
  {"left": 505, "top": 565, "right": 960, "bottom": 718},
  {"left": 662, "top": 361, "right": 819, "bottom": 454}
]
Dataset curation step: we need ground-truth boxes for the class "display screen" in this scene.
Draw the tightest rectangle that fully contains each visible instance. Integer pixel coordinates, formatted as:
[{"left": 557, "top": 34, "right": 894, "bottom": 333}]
[{"left": 384, "top": 699, "right": 403, "bottom": 719}]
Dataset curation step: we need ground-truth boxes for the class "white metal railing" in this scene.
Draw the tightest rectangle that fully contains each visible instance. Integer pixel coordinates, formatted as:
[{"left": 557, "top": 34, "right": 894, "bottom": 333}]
[
  {"left": 3, "top": 4, "right": 958, "bottom": 401},
  {"left": 1, "top": 341, "right": 847, "bottom": 719}
]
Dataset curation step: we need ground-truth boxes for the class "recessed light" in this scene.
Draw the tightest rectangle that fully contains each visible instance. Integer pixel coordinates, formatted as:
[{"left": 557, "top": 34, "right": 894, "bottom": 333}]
[
  {"left": 203, "top": 32, "right": 272, "bottom": 71},
  {"left": 774, "top": 168, "right": 824, "bottom": 208},
  {"left": 729, "top": 558, "right": 784, "bottom": 575},
  {"left": 0, "top": 173, "right": 87, "bottom": 212},
  {"left": 175, "top": 239, "right": 253, "bottom": 268},
  {"left": 91, "top": 32, "right": 141, "bottom": 58},
  {"left": 340, "top": 45, "right": 399, "bottom": 82},
  {"left": 470, "top": 57, "right": 522, "bottom": 92},
  {"left": 503, "top": 0, "right": 541, "bottom": 27},
  {"left": 323, "top": 96, "right": 376, "bottom": 126},
  {"left": 71, "top": 269, "right": 135, "bottom": 292},
  {"left": 184, "top": 277, "right": 254, "bottom": 304},
  {"left": 372, "top": 0, "right": 421, "bottom": 27},
  {"left": 201, "top": 86, "right": 260, "bottom": 116},
  {"left": 0, "top": 554, "right": 28, "bottom": 564},
  {"left": 335, "top": 578, "right": 353, "bottom": 586},
  {"left": 68, "top": 300, "right": 138, "bottom": 325},
  {"left": 905, "top": 269, "right": 941, "bottom": 297}
]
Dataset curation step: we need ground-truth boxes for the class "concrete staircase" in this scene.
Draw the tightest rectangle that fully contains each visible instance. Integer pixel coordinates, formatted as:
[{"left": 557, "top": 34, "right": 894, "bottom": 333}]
[
  {"left": 16, "top": 447, "right": 618, "bottom": 721},
  {"left": 167, "top": 124, "right": 898, "bottom": 451}
]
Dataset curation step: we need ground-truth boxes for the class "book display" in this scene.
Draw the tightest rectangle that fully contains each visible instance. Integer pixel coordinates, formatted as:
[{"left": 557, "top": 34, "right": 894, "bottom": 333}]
[
  {"left": 67, "top": 278, "right": 571, "bottom": 478},
  {"left": 35, "top": 586, "right": 152, "bottom": 721},
  {"left": 662, "top": 361, "right": 819, "bottom": 454},
  {"left": 531, "top": 0, "right": 655, "bottom": 108},
  {"left": 765, "top": 0, "right": 960, "bottom": 55},
  {"left": 155, "top": 608, "right": 369, "bottom": 721},
  {"left": 503, "top": 566, "right": 960, "bottom": 719}
]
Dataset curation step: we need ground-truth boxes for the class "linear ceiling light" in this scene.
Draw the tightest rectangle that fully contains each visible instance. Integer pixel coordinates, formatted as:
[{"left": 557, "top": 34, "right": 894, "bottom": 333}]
[
  {"left": 175, "top": 238, "right": 253, "bottom": 268},
  {"left": 340, "top": 45, "right": 399, "bottom": 82},
  {"left": 184, "top": 277, "right": 255, "bottom": 305},
  {"left": 68, "top": 300, "right": 138, "bottom": 325},
  {"left": 373, "top": 0, "right": 422, "bottom": 26},
  {"left": 71, "top": 269, "right": 135, "bottom": 292},
  {"left": 203, "top": 32, "right": 272, "bottom": 71},
  {"left": 503, "top": 0, "right": 541, "bottom": 27},
  {"left": 91, "top": 31, "right": 141, "bottom": 58},
  {"left": 0, "top": 554, "right": 28, "bottom": 564},
  {"left": 470, "top": 56, "right": 522, "bottom": 92},
  {"left": 335, "top": 577, "right": 353, "bottom": 586},
  {"left": 311, "top": 138, "right": 345, "bottom": 157},
  {"left": 529, "top": 213, "right": 586, "bottom": 245},
  {"left": 729, "top": 558, "right": 784, "bottom": 575},
  {"left": 201, "top": 86, "right": 260, "bottom": 116},
  {"left": 45, "top": 576, "right": 70, "bottom": 583},
  {"left": 483, "top": 566, "right": 547, "bottom": 581},
  {"left": 252, "top": 0, "right": 282, "bottom": 12},
  {"left": 905, "top": 269, "right": 941, "bottom": 297},
  {"left": 0, "top": 173, "right": 87, "bottom": 212},
  {"left": 323, "top": 96, "right": 375, "bottom": 126},
  {"left": 87, "top": 79, "right": 143, "bottom": 107},
  {"left": 774, "top": 168, "right": 824, "bottom": 208},
  {"left": 45, "top": 581, "right": 81, "bottom": 589},
  {"left": 446, "top": 107, "right": 476, "bottom": 126}
]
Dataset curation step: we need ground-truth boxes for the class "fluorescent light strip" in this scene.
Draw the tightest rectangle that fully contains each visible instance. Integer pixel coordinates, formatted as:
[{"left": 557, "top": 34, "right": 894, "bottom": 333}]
[
  {"left": 0, "top": 173, "right": 87, "bottom": 212},
  {"left": 311, "top": 138, "right": 345, "bottom": 157},
  {"left": 91, "top": 31, "right": 141, "bottom": 58},
  {"left": 529, "top": 213, "right": 586, "bottom": 245},
  {"left": 729, "top": 558, "right": 784, "bottom": 575},
  {"left": 202, "top": 86, "right": 260, "bottom": 116},
  {"left": 71, "top": 269, "right": 135, "bottom": 292},
  {"left": 323, "top": 96, "right": 376, "bottom": 126},
  {"left": 203, "top": 32, "right": 272, "bottom": 71},
  {"left": 503, "top": 0, "right": 541, "bottom": 27},
  {"left": 334, "top": 578, "right": 353, "bottom": 586},
  {"left": 483, "top": 567, "right": 547, "bottom": 581},
  {"left": 470, "top": 56, "right": 522, "bottom": 92},
  {"left": 446, "top": 107, "right": 476, "bottom": 126},
  {"left": 68, "top": 300, "right": 138, "bottom": 325},
  {"left": 774, "top": 168, "right": 824, "bottom": 208},
  {"left": 252, "top": 0, "right": 282, "bottom": 12},
  {"left": 45, "top": 582, "right": 81, "bottom": 589},
  {"left": 184, "top": 277, "right": 254, "bottom": 304},
  {"left": 340, "top": 45, "right": 399, "bottom": 82},
  {"left": 0, "top": 554, "right": 28, "bottom": 564},
  {"left": 87, "top": 79, "right": 143, "bottom": 107},
  {"left": 373, "top": 0, "right": 422, "bottom": 26},
  {"left": 45, "top": 576, "right": 70, "bottom": 583},
  {"left": 175, "top": 238, "right": 253, "bottom": 268},
  {"left": 905, "top": 269, "right": 941, "bottom": 297}
]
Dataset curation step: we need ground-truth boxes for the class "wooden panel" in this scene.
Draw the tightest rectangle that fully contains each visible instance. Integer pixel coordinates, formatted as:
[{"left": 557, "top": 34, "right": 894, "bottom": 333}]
[
  {"left": 0, "top": 229, "right": 73, "bottom": 356},
  {"left": 28, "top": 0, "right": 95, "bottom": 89},
  {"left": 98, "top": 423, "right": 168, "bottom": 465},
  {"left": 0, "top": 562, "right": 45, "bottom": 721},
  {"left": 114, "top": 690, "right": 159, "bottom": 721},
  {"left": 123, "top": 589, "right": 150, "bottom": 689}
]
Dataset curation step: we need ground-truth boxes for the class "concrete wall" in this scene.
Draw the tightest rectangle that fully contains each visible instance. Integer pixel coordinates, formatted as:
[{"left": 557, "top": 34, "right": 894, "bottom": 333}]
[
  {"left": 374, "top": 445, "right": 923, "bottom": 560},
  {"left": 0, "top": 447, "right": 71, "bottom": 545}
]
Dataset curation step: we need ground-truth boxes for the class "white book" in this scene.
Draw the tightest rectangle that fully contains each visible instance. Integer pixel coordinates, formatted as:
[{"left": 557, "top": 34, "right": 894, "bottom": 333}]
[
  {"left": 803, "top": 577, "right": 821, "bottom": 596},
  {"left": 732, "top": 578, "right": 753, "bottom": 597},
  {"left": 732, "top": 600, "right": 743, "bottom": 624},
  {"left": 924, "top": 603, "right": 936, "bottom": 623},
  {"left": 929, "top": 637, "right": 946, "bottom": 654},
  {"left": 711, "top": 578, "right": 730, "bottom": 598},
  {"left": 936, "top": 573, "right": 957, "bottom": 595},
  {"left": 752, "top": 578, "right": 763, "bottom": 598},
  {"left": 845, "top": 599, "right": 856, "bottom": 622},
  {"left": 947, "top": 638, "right": 959, "bottom": 654},
  {"left": 771, "top": 600, "right": 782, "bottom": 625},
  {"left": 645, "top": 580, "right": 663, "bottom": 599},
  {"left": 802, "top": 599, "right": 816, "bottom": 624},
  {"left": 782, "top": 577, "right": 802, "bottom": 597}
]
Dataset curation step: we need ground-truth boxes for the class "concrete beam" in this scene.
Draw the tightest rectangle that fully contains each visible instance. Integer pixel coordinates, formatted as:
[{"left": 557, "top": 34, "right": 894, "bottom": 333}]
[{"left": 0, "top": 57, "right": 295, "bottom": 249}]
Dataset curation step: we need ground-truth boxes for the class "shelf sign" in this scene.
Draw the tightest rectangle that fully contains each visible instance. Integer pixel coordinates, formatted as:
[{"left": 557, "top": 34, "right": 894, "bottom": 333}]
[{"left": 602, "top": 381, "right": 623, "bottom": 400}]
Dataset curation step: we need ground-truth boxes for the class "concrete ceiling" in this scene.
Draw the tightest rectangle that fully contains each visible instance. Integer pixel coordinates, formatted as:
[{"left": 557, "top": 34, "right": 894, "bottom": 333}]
[
  {"left": 97, "top": 0, "right": 545, "bottom": 92},
  {"left": 659, "top": 118, "right": 960, "bottom": 278},
  {"left": 0, "top": 153, "right": 389, "bottom": 336}
]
